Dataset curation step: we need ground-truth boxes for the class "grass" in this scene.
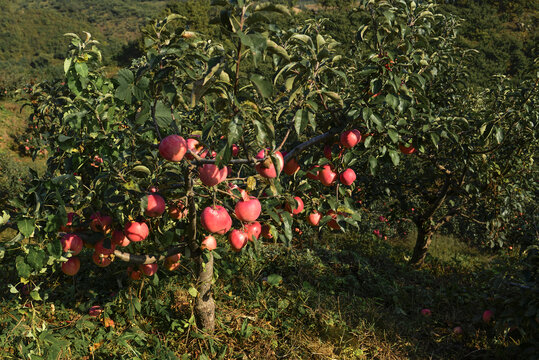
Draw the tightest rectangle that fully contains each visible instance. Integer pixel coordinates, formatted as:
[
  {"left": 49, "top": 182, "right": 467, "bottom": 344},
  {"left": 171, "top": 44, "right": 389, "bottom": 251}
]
[{"left": 0, "top": 229, "right": 529, "bottom": 359}]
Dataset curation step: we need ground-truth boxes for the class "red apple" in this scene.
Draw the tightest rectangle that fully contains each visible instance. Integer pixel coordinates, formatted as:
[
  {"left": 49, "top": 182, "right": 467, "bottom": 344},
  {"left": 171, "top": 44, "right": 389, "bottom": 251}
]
[
  {"left": 307, "top": 165, "right": 320, "bottom": 180},
  {"left": 319, "top": 165, "right": 337, "bottom": 186},
  {"left": 399, "top": 143, "right": 416, "bottom": 155},
  {"left": 60, "top": 212, "right": 80, "bottom": 232},
  {"left": 127, "top": 266, "right": 142, "bottom": 280},
  {"left": 90, "top": 212, "right": 112, "bottom": 233},
  {"left": 244, "top": 221, "right": 261, "bottom": 241},
  {"left": 308, "top": 211, "right": 321, "bottom": 226},
  {"left": 255, "top": 149, "right": 284, "bottom": 178},
  {"left": 61, "top": 257, "right": 80, "bottom": 276},
  {"left": 124, "top": 221, "right": 149, "bottom": 242},
  {"left": 327, "top": 210, "right": 340, "bottom": 230},
  {"left": 200, "top": 206, "right": 232, "bottom": 235},
  {"left": 285, "top": 197, "right": 304, "bottom": 215},
  {"left": 139, "top": 263, "right": 158, "bottom": 276},
  {"left": 92, "top": 252, "right": 112, "bottom": 267},
  {"left": 453, "top": 326, "right": 463, "bottom": 335},
  {"left": 231, "top": 144, "right": 240, "bottom": 157},
  {"left": 340, "top": 129, "right": 361, "bottom": 148},
  {"left": 169, "top": 201, "right": 188, "bottom": 220},
  {"left": 88, "top": 305, "right": 103, "bottom": 317},
  {"left": 94, "top": 239, "right": 116, "bottom": 256},
  {"left": 144, "top": 194, "right": 166, "bottom": 217},
  {"left": 482, "top": 310, "right": 494, "bottom": 323},
  {"left": 323, "top": 144, "right": 332, "bottom": 160},
  {"left": 235, "top": 196, "right": 261, "bottom": 222},
  {"left": 199, "top": 164, "right": 228, "bottom": 187},
  {"left": 283, "top": 157, "right": 300, "bottom": 175},
  {"left": 61, "top": 233, "right": 83, "bottom": 255},
  {"left": 339, "top": 168, "right": 356, "bottom": 186},
  {"left": 112, "top": 230, "right": 130, "bottom": 247},
  {"left": 421, "top": 308, "right": 432, "bottom": 316},
  {"left": 228, "top": 229, "right": 248, "bottom": 252},
  {"left": 261, "top": 224, "right": 273, "bottom": 239},
  {"left": 201, "top": 235, "right": 217, "bottom": 250},
  {"left": 186, "top": 138, "right": 204, "bottom": 160},
  {"left": 159, "top": 134, "right": 187, "bottom": 162}
]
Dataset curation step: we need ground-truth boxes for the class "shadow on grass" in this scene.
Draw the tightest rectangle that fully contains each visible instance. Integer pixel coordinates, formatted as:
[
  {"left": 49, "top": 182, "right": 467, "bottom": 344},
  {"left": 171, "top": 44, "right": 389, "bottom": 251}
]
[{"left": 0, "top": 231, "right": 528, "bottom": 359}]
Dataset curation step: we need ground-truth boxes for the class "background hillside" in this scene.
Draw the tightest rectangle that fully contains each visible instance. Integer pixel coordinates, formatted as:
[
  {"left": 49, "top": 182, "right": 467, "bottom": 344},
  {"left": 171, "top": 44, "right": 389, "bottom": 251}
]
[
  {"left": 0, "top": 0, "right": 168, "bottom": 87},
  {"left": 0, "top": 0, "right": 536, "bottom": 89}
]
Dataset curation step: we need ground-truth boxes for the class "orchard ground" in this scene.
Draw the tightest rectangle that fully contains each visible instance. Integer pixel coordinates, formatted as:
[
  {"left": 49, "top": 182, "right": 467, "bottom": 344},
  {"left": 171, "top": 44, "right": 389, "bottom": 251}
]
[{"left": 0, "top": 228, "right": 526, "bottom": 359}]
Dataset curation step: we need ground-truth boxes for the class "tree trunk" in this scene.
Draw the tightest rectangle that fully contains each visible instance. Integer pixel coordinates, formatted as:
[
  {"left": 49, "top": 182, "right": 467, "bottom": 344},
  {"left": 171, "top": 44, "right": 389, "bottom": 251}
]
[
  {"left": 194, "top": 252, "right": 215, "bottom": 332},
  {"left": 410, "top": 224, "right": 434, "bottom": 267},
  {"left": 186, "top": 169, "right": 216, "bottom": 333}
]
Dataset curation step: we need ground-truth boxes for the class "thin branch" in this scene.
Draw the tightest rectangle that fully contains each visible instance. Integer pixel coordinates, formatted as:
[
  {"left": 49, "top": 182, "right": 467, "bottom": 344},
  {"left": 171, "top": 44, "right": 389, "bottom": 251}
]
[
  {"left": 113, "top": 245, "right": 186, "bottom": 265},
  {"left": 283, "top": 128, "right": 339, "bottom": 163}
]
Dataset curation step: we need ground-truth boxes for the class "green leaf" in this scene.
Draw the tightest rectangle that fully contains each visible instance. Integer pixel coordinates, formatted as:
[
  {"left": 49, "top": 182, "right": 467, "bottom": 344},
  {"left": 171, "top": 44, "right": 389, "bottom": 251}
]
[
  {"left": 16, "top": 256, "right": 31, "bottom": 278},
  {"left": 132, "top": 165, "right": 151, "bottom": 176},
  {"left": 389, "top": 149, "right": 400, "bottom": 166},
  {"left": 495, "top": 127, "right": 504, "bottom": 144},
  {"left": 386, "top": 94, "right": 398, "bottom": 109},
  {"left": 387, "top": 128, "right": 399, "bottom": 143},
  {"left": 0, "top": 211, "right": 9, "bottom": 226},
  {"left": 154, "top": 101, "right": 173, "bottom": 128},
  {"left": 17, "top": 219, "right": 35, "bottom": 238},
  {"left": 74, "top": 62, "right": 88, "bottom": 78},
  {"left": 64, "top": 58, "right": 72, "bottom": 74},
  {"left": 188, "top": 287, "right": 198, "bottom": 297},
  {"left": 266, "top": 274, "right": 282, "bottom": 287},
  {"left": 132, "top": 297, "right": 141, "bottom": 313},
  {"left": 294, "top": 109, "right": 308, "bottom": 136},
  {"left": 250, "top": 74, "right": 273, "bottom": 98},
  {"left": 27, "top": 248, "right": 46, "bottom": 271}
]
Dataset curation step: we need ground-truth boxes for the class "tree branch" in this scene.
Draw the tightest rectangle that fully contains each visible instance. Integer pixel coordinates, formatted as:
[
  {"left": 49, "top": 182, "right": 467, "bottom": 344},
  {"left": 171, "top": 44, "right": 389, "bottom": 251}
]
[{"left": 113, "top": 245, "right": 186, "bottom": 265}]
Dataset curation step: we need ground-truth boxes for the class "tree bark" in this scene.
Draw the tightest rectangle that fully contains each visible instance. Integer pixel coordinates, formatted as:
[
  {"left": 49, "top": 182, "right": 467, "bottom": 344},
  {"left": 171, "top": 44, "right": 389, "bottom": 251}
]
[
  {"left": 186, "top": 169, "right": 215, "bottom": 333},
  {"left": 194, "top": 252, "right": 215, "bottom": 331},
  {"left": 410, "top": 224, "right": 433, "bottom": 267}
]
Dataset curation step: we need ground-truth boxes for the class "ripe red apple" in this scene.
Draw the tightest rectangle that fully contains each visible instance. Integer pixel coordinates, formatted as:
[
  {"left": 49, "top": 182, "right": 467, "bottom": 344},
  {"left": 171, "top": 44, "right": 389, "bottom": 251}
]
[
  {"left": 61, "top": 257, "right": 81, "bottom": 276},
  {"left": 127, "top": 266, "right": 142, "bottom": 280},
  {"left": 231, "top": 144, "right": 240, "bottom": 157},
  {"left": 186, "top": 138, "right": 204, "bottom": 160},
  {"left": 92, "top": 252, "right": 112, "bottom": 267},
  {"left": 307, "top": 165, "right": 320, "bottom": 180},
  {"left": 124, "top": 221, "right": 149, "bottom": 242},
  {"left": 319, "top": 165, "right": 337, "bottom": 186},
  {"left": 482, "top": 310, "right": 494, "bottom": 323},
  {"left": 339, "top": 168, "right": 356, "bottom": 186},
  {"left": 261, "top": 224, "right": 273, "bottom": 239},
  {"left": 201, "top": 235, "right": 217, "bottom": 250},
  {"left": 90, "top": 212, "right": 112, "bottom": 233},
  {"left": 285, "top": 197, "right": 304, "bottom": 215},
  {"left": 201, "top": 206, "right": 232, "bottom": 235},
  {"left": 61, "top": 233, "right": 83, "bottom": 255},
  {"left": 255, "top": 149, "right": 284, "bottom": 178},
  {"left": 453, "top": 326, "right": 463, "bottom": 335},
  {"left": 244, "top": 221, "right": 261, "bottom": 241},
  {"left": 283, "top": 157, "right": 300, "bottom": 175},
  {"left": 421, "top": 308, "right": 432, "bottom": 316},
  {"left": 235, "top": 196, "right": 261, "bottom": 222},
  {"left": 159, "top": 134, "right": 187, "bottom": 162},
  {"left": 308, "top": 211, "right": 321, "bottom": 226},
  {"left": 139, "top": 263, "right": 158, "bottom": 276},
  {"left": 144, "top": 194, "right": 166, "bottom": 217},
  {"left": 112, "top": 230, "right": 130, "bottom": 247},
  {"left": 169, "top": 201, "right": 188, "bottom": 220},
  {"left": 327, "top": 210, "right": 340, "bottom": 230},
  {"left": 340, "top": 129, "right": 361, "bottom": 148},
  {"left": 60, "top": 212, "right": 80, "bottom": 232},
  {"left": 199, "top": 164, "right": 228, "bottom": 187},
  {"left": 228, "top": 229, "right": 248, "bottom": 252},
  {"left": 94, "top": 239, "right": 116, "bottom": 255},
  {"left": 323, "top": 144, "right": 332, "bottom": 160},
  {"left": 88, "top": 305, "right": 103, "bottom": 317},
  {"left": 399, "top": 143, "right": 416, "bottom": 155}
]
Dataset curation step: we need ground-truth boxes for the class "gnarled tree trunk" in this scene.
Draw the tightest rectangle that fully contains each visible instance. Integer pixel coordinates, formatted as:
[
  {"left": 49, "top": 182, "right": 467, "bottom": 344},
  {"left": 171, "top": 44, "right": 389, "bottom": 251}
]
[
  {"left": 410, "top": 224, "right": 434, "bottom": 267},
  {"left": 186, "top": 169, "right": 215, "bottom": 333}
]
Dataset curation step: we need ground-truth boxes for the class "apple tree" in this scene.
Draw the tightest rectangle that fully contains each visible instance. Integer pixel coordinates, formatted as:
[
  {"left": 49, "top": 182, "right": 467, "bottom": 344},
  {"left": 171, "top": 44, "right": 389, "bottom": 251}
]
[{"left": 1, "top": 0, "right": 479, "bottom": 332}]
